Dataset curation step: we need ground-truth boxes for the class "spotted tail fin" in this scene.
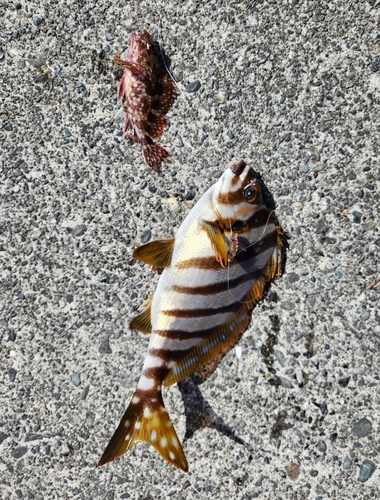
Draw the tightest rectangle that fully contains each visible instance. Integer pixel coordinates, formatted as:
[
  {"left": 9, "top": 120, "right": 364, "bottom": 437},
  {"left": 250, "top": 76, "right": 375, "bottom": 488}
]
[
  {"left": 98, "top": 390, "right": 188, "bottom": 472},
  {"left": 142, "top": 142, "right": 171, "bottom": 171}
]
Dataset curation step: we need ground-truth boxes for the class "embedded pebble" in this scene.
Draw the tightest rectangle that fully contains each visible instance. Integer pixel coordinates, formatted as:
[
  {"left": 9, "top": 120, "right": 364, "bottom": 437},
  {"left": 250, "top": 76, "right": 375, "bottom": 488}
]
[
  {"left": 32, "top": 17, "right": 44, "bottom": 27},
  {"left": 358, "top": 459, "right": 376, "bottom": 483},
  {"left": 281, "top": 301, "right": 295, "bottom": 310},
  {"left": 185, "top": 80, "right": 201, "bottom": 93},
  {"left": 7, "top": 368, "right": 17, "bottom": 382},
  {"left": 71, "top": 373, "right": 81, "bottom": 387},
  {"left": 99, "top": 337, "right": 112, "bottom": 354},
  {"left": 11, "top": 446, "right": 28, "bottom": 459},
  {"left": 353, "top": 417, "right": 372, "bottom": 438},
  {"left": 360, "top": 311, "right": 370, "bottom": 321},
  {"left": 141, "top": 229, "right": 152, "bottom": 243},
  {"left": 343, "top": 457, "right": 352, "bottom": 470},
  {"left": 286, "top": 462, "right": 300, "bottom": 480},
  {"left": 316, "top": 440, "right": 327, "bottom": 453},
  {"left": 68, "top": 224, "right": 87, "bottom": 237}
]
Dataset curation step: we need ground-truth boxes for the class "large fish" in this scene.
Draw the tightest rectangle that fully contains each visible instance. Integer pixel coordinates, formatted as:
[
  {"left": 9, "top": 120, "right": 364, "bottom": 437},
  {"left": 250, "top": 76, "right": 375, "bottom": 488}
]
[
  {"left": 114, "top": 30, "right": 178, "bottom": 171},
  {"left": 98, "top": 160, "right": 282, "bottom": 472}
]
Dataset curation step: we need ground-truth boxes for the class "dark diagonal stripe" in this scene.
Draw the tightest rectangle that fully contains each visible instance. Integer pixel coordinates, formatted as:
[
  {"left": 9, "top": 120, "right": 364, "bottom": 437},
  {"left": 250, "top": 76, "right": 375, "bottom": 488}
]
[
  {"left": 149, "top": 347, "right": 194, "bottom": 362},
  {"left": 162, "top": 300, "right": 241, "bottom": 318},
  {"left": 172, "top": 266, "right": 264, "bottom": 296},
  {"left": 176, "top": 256, "right": 223, "bottom": 270}
]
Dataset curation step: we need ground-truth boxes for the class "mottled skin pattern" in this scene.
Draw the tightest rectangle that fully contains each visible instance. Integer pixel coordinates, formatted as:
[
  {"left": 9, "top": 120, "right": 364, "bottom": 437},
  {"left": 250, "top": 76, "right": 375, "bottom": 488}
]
[{"left": 114, "top": 30, "right": 178, "bottom": 171}]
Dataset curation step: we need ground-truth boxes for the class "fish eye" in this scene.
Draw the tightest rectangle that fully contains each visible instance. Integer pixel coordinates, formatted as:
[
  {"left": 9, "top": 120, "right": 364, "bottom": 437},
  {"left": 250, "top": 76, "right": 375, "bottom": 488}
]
[
  {"left": 243, "top": 183, "right": 259, "bottom": 203},
  {"left": 147, "top": 43, "right": 154, "bottom": 50}
]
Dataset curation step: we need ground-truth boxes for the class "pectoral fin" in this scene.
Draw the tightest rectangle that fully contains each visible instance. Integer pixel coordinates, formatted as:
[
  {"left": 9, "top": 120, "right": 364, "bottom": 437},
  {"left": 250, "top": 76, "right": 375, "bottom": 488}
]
[
  {"left": 200, "top": 220, "right": 228, "bottom": 269},
  {"left": 129, "top": 297, "right": 152, "bottom": 334},
  {"left": 132, "top": 238, "right": 175, "bottom": 268}
]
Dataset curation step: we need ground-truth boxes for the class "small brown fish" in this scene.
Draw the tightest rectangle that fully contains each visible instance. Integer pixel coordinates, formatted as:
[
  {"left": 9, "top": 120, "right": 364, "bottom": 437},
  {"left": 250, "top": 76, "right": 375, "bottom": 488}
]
[
  {"left": 114, "top": 30, "right": 178, "bottom": 171},
  {"left": 98, "top": 160, "right": 283, "bottom": 472}
]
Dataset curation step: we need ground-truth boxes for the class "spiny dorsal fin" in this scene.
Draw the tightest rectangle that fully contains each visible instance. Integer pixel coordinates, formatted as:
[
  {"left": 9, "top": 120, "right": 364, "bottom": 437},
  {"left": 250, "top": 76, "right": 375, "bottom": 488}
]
[
  {"left": 129, "top": 297, "right": 152, "bottom": 334},
  {"left": 132, "top": 238, "right": 175, "bottom": 268},
  {"left": 98, "top": 389, "right": 188, "bottom": 472},
  {"left": 199, "top": 220, "right": 228, "bottom": 269}
]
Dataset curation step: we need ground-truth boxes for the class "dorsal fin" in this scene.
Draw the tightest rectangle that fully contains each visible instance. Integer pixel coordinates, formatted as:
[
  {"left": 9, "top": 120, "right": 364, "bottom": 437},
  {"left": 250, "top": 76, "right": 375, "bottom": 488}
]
[
  {"left": 129, "top": 297, "right": 152, "bottom": 334},
  {"left": 132, "top": 238, "right": 175, "bottom": 268},
  {"left": 199, "top": 220, "right": 228, "bottom": 269}
]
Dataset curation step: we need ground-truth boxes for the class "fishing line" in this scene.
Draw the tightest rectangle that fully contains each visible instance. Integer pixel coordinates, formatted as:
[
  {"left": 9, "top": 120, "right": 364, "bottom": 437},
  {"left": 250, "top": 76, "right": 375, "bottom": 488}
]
[{"left": 226, "top": 209, "right": 276, "bottom": 305}]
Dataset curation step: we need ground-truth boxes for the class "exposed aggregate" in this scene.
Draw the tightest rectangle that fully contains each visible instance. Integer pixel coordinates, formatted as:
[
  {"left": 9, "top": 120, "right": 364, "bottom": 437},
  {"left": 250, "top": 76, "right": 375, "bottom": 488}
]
[{"left": 1, "top": 0, "right": 380, "bottom": 499}]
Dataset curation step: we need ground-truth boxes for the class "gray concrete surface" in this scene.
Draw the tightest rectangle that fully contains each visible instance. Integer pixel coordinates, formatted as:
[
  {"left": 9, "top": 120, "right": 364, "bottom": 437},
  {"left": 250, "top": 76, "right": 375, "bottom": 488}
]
[{"left": 1, "top": 0, "right": 380, "bottom": 499}]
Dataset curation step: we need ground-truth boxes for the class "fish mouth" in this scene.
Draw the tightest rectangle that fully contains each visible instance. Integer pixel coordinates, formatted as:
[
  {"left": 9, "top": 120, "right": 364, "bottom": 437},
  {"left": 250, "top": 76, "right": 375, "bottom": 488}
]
[{"left": 229, "top": 160, "right": 246, "bottom": 177}]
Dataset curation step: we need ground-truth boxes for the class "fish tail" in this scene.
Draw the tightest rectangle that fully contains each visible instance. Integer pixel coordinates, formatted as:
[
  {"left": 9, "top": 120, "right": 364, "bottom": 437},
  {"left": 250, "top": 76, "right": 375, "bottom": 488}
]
[
  {"left": 98, "top": 389, "right": 188, "bottom": 472},
  {"left": 142, "top": 142, "right": 171, "bottom": 171}
]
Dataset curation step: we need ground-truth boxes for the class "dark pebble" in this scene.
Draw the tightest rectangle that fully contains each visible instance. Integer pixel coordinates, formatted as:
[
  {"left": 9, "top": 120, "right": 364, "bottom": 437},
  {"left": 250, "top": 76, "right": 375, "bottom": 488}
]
[
  {"left": 343, "top": 457, "right": 352, "bottom": 470},
  {"left": 185, "top": 80, "right": 201, "bottom": 93},
  {"left": 76, "top": 81, "right": 83, "bottom": 88},
  {"left": 81, "top": 385, "right": 90, "bottom": 400},
  {"left": 7, "top": 367, "right": 17, "bottom": 382},
  {"left": 11, "top": 446, "right": 28, "bottom": 459},
  {"left": 316, "top": 440, "right": 327, "bottom": 453},
  {"left": 15, "top": 2, "right": 22, "bottom": 9},
  {"left": 17, "top": 293, "right": 25, "bottom": 299},
  {"left": 358, "top": 459, "right": 376, "bottom": 483},
  {"left": 338, "top": 376, "right": 350, "bottom": 388},
  {"left": 69, "top": 224, "right": 87, "bottom": 237},
  {"left": 32, "top": 17, "right": 44, "bottom": 26},
  {"left": 140, "top": 180, "right": 147, "bottom": 189},
  {"left": 62, "top": 128, "right": 71, "bottom": 138},
  {"left": 287, "top": 272, "right": 299, "bottom": 284},
  {"left": 105, "top": 33, "right": 114, "bottom": 41},
  {"left": 186, "top": 189, "right": 196, "bottom": 201},
  {"left": 71, "top": 373, "right": 81, "bottom": 387},
  {"left": 141, "top": 229, "right": 151, "bottom": 243},
  {"left": 227, "top": 130, "right": 235, "bottom": 140},
  {"left": 352, "top": 211, "right": 362, "bottom": 223},
  {"left": 353, "top": 417, "right": 372, "bottom": 438},
  {"left": 316, "top": 219, "right": 329, "bottom": 235},
  {"left": 281, "top": 301, "right": 295, "bottom": 310},
  {"left": 4, "top": 123, "right": 13, "bottom": 131},
  {"left": 0, "top": 432, "right": 9, "bottom": 445},
  {"left": 99, "top": 338, "right": 112, "bottom": 354}
]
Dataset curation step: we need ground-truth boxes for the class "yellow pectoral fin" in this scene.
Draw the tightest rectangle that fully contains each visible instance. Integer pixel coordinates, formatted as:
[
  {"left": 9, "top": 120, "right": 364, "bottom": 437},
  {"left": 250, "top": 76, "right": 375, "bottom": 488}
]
[
  {"left": 200, "top": 220, "right": 228, "bottom": 269},
  {"left": 132, "top": 238, "right": 175, "bottom": 268},
  {"left": 129, "top": 297, "right": 152, "bottom": 334}
]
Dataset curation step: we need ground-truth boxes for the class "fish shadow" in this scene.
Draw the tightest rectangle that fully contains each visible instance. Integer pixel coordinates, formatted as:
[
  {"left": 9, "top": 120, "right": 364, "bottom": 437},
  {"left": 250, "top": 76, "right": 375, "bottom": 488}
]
[{"left": 178, "top": 360, "right": 250, "bottom": 449}]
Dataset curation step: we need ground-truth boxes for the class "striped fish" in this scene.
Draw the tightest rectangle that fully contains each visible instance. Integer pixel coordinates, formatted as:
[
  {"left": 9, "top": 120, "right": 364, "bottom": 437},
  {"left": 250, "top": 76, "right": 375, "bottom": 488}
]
[{"left": 98, "top": 160, "right": 282, "bottom": 472}]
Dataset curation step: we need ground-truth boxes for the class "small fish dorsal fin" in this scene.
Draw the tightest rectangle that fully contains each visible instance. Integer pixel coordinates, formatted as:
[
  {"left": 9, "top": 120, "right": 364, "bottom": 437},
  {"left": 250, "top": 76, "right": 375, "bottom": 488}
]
[
  {"left": 129, "top": 297, "right": 153, "bottom": 334},
  {"left": 132, "top": 238, "right": 175, "bottom": 268},
  {"left": 98, "top": 389, "right": 188, "bottom": 472},
  {"left": 200, "top": 220, "right": 228, "bottom": 269}
]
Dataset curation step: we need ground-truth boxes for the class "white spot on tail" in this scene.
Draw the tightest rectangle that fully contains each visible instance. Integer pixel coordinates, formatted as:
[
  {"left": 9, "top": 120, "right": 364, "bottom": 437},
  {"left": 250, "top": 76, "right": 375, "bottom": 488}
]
[
  {"left": 124, "top": 419, "right": 130, "bottom": 428},
  {"left": 125, "top": 434, "right": 130, "bottom": 441},
  {"left": 160, "top": 437, "right": 167, "bottom": 447},
  {"left": 150, "top": 430, "right": 157, "bottom": 442},
  {"left": 132, "top": 396, "right": 140, "bottom": 404},
  {"left": 135, "top": 421, "right": 141, "bottom": 430},
  {"left": 172, "top": 436, "right": 179, "bottom": 449},
  {"left": 143, "top": 407, "right": 151, "bottom": 418},
  {"left": 169, "top": 451, "right": 175, "bottom": 460}
]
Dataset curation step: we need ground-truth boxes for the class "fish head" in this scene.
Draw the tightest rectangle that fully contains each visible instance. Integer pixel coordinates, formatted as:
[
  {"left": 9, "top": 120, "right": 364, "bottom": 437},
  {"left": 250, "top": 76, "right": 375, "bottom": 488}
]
[
  {"left": 212, "top": 160, "right": 266, "bottom": 231},
  {"left": 127, "top": 30, "right": 157, "bottom": 65}
]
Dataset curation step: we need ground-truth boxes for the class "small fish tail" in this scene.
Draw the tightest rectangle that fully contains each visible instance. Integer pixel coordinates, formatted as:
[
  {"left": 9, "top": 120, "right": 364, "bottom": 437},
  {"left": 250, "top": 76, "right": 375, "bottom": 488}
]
[
  {"left": 98, "top": 389, "right": 188, "bottom": 472},
  {"left": 143, "top": 142, "right": 171, "bottom": 171}
]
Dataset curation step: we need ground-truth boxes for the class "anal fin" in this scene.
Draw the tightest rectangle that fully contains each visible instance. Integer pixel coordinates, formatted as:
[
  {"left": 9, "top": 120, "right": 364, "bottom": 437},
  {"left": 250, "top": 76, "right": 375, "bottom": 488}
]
[
  {"left": 132, "top": 238, "right": 175, "bottom": 268},
  {"left": 129, "top": 297, "right": 152, "bottom": 334}
]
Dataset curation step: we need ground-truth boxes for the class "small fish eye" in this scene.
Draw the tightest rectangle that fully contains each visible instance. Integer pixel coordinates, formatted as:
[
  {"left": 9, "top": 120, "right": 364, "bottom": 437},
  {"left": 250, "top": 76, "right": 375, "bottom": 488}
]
[{"left": 243, "top": 183, "right": 258, "bottom": 203}]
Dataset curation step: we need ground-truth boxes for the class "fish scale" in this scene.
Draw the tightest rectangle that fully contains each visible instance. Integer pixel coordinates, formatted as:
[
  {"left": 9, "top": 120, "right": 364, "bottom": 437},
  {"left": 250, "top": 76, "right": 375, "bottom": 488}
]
[{"left": 98, "top": 160, "right": 282, "bottom": 472}]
